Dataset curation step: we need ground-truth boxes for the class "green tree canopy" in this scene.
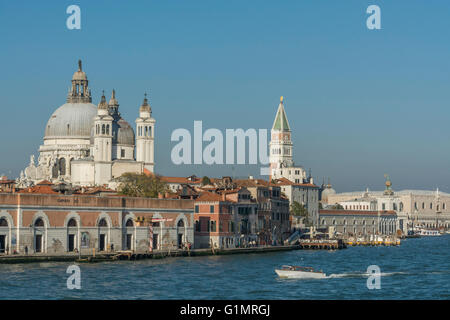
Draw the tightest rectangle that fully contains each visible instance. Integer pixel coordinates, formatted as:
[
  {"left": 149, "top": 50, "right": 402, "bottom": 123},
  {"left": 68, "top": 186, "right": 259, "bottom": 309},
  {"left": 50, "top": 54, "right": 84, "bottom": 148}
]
[
  {"left": 201, "top": 176, "right": 212, "bottom": 186},
  {"left": 290, "top": 201, "right": 308, "bottom": 217},
  {"left": 118, "top": 173, "right": 168, "bottom": 198}
]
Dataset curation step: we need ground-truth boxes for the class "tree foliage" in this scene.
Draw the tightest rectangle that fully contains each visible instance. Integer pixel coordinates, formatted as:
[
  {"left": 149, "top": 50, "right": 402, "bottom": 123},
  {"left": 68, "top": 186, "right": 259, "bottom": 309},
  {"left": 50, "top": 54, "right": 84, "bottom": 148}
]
[
  {"left": 201, "top": 176, "right": 212, "bottom": 186},
  {"left": 118, "top": 173, "right": 168, "bottom": 198},
  {"left": 290, "top": 201, "right": 308, "bottom": 217}
]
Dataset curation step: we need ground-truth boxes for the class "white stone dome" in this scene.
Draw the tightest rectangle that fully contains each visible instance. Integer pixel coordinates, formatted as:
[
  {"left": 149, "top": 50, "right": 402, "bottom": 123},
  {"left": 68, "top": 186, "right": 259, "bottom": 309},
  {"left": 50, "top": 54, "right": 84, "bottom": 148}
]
[
  {"left": 321, "top": 186, "right": 336, "bottom": 202},
  {"left": 44, "top": 102, "right": 97, "bottom": 139}
]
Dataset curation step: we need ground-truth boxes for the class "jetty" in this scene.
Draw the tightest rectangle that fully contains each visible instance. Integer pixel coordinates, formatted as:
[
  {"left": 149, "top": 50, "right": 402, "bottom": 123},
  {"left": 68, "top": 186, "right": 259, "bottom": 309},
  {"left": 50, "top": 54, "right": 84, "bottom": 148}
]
[{"left": 0, "top": 242, "right": 349, "bottom": 264}]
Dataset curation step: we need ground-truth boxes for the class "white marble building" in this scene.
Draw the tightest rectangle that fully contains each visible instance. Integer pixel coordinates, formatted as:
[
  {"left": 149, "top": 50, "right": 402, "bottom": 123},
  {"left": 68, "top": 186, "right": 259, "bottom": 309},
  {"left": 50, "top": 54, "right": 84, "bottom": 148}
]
[{"left": 17, "top": 60, "right": 156, "bottom": 188}]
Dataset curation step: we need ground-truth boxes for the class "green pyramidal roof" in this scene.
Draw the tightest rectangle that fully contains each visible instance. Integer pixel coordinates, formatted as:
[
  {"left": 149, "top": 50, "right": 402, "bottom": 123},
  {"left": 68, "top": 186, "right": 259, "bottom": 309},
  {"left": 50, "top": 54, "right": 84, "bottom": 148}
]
[{"left": 272, "top": 99, "right": 290, "bottom": 131}]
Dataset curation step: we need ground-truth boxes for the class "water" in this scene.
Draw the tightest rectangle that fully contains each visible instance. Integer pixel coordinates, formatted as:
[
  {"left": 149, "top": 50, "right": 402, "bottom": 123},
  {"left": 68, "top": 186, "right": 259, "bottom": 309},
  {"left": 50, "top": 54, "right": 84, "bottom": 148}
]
[{"left": 1, "top": 235, "right": 449, "bottom": 299}]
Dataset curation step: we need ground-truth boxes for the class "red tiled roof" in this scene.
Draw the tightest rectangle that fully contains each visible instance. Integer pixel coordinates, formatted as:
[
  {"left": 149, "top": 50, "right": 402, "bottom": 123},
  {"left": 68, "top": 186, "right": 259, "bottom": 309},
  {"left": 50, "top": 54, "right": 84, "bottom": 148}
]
[
  {"left": 195, "top": 192, "right": 224, "bottom": 202},
  {"left": 273, "top": 177, "right": 319, "bottom": 188},
  {"left": 234, "top": 179, "right": 270, "bottom": 187},
  {"left": 18, "top": 185, "right": 59, "bottom": 194}
]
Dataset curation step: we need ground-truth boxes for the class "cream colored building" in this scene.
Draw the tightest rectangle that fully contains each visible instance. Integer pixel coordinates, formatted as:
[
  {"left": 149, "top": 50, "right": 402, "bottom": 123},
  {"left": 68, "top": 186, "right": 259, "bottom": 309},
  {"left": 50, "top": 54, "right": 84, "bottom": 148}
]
[
  {"left": 17, "top": 60, "right": 155, "bottom": 188},
  {"left": 327, "top": 188, "right": 450, "bottom": 231}
]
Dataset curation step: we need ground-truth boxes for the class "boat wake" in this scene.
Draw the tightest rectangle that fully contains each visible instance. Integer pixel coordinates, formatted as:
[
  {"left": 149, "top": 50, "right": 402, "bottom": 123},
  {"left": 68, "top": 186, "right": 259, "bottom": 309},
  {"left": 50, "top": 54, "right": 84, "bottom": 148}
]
[{"left": 326, "top": 271, "right": 408, "bottom": 279}]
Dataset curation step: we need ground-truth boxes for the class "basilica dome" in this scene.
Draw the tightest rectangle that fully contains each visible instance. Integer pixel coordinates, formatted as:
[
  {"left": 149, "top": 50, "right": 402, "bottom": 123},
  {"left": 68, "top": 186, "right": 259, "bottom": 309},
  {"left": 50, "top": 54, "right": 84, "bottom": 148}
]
[
  {"left": 44, "top": 103, "right": 97, "bottom": 139},
  {"left": 113, "top": 119, "right": 135, "bottom": 145}
]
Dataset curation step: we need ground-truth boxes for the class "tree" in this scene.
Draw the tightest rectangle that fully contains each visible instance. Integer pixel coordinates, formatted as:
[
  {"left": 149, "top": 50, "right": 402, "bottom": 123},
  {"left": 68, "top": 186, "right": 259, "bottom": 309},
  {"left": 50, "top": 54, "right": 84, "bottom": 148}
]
[
  {"left": 330, "top": 203, "right": 344, "bottom": 210},
  {"left": 290, "top": 201, "right": 308, "bottom": 217},
  {"left": 201, "top": 176, "right": 212, "bottom": 186},
  {"left": 118, "top": 173, "right": 168, "bottom": 198},
  {"left": 290, "top": 201, "right": 313, "bottom": 227}
]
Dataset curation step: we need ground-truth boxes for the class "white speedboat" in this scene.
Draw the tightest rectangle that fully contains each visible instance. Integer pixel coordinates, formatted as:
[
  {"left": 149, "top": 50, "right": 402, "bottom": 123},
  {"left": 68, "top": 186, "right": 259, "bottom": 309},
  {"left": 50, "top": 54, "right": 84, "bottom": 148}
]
[{"left": 275, "top": 265, "right": 327, "bottom": 279}]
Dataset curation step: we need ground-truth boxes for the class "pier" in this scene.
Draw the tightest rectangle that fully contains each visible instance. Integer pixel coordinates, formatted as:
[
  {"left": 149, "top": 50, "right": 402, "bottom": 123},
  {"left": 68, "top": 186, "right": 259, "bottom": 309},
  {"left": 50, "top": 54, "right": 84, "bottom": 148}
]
[{"left": 0, "top": 243, "right": 347, "bottom": 264}]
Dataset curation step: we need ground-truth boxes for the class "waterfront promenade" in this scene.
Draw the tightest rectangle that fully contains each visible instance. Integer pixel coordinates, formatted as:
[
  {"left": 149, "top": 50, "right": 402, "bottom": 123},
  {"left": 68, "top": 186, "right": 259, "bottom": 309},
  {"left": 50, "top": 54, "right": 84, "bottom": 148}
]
[{"left": 0, "top": 245, "right": 304, "bottom": 264}]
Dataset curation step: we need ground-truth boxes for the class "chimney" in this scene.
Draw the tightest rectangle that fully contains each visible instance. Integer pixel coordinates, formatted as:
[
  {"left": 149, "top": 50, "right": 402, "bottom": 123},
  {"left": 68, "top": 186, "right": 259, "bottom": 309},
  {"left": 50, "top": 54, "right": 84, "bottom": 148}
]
[
  {"left": 165, "top": 192, "right": 169, "bottom": 198},
  {"left": 158, "top": 192, "right": 163, "bottom": 199},
  {"left": 222, "top": 192, "right": 226, "bottom": 201}
]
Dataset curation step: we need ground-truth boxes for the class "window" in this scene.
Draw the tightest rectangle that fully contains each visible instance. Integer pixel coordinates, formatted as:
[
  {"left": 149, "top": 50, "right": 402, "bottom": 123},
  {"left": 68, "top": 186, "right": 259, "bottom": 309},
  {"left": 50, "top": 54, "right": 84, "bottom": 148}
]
[
  {"left": 98, "top": 218, "right": 107, "bottom": 227},
  {"left": 210, "top": 205, "right": 214, "bottom": 213},
  {"left": 121, "top": 149, "right": 125, "bottom": 158},
  {"left": 430, "top": 203, "right": 433, "bottom": 209},
  {"left": 67, "top": 218, "right": 77, "bottom": 227},
  {"left": 210, "top": 221, "right": 216, "bottom": 232},
  {"left": 34, "top": 218, "right": 44, "bottom": 227},
  {"left": 382, "top": 203, "right": 386, "bottom": 210},
  {"left": 102, "top": 124, "right": 105, "bottom": 134},
  {"left": 195, "top": 220, "right": 200, "bottom": 232},
  {"left": 422, "top": 202, "right": 425, "bottom": 209},
  {"left": 0, "top": 218, "right": 8, "bottom": 227},
  {"left": 125, "top": 219, "right": 134, "bottom": 227},
  {"left": 195, "top": 205, "right": 199, "bottom": 213}
]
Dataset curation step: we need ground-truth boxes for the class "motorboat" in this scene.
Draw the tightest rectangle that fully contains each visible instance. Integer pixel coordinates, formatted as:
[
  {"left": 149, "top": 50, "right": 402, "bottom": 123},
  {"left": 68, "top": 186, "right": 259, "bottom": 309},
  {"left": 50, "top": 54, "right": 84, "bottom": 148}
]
[{"left": 275, "top": 265, "right": 327, "bottom": 279}]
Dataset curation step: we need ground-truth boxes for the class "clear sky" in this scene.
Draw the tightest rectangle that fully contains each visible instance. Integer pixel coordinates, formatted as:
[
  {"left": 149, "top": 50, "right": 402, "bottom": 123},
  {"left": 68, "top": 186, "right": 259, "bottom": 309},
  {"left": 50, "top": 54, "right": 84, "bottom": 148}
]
[{"left": 1, "top": 0, "right": 450, "bottom": 192}]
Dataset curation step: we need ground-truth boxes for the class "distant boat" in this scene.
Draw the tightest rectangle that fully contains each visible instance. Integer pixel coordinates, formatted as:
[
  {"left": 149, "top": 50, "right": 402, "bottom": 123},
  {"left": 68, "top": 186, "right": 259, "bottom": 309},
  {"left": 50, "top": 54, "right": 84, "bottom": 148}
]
[
  {"left": 417, "top": 229, "right": 441, "bottom": 236},
  {"left": 275, "top": 265, "right": 327, "bottom": 279}
]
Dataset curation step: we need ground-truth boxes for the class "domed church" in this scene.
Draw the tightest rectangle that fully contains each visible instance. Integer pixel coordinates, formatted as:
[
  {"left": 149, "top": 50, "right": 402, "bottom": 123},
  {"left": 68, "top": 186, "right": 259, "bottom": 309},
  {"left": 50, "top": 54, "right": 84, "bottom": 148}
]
[{"left": 18, "top": 60, "right": 155, "bottom": 188}]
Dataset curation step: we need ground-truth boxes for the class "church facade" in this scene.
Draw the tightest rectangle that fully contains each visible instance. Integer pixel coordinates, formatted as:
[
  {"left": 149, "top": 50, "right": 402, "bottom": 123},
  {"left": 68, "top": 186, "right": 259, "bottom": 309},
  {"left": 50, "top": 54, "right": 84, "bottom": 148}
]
[{"left": 17, "top": 61, "right": 155, "bottom": 188}]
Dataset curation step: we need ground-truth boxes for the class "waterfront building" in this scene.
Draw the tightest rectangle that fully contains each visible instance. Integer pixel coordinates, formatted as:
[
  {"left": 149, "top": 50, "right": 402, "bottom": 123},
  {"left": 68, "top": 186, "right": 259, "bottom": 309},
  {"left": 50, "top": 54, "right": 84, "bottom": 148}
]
[
  {"left": 319, "top": 209, "right": 398, "bottom": 237},
  {"left": 233, "top": 178, "right": 291, "bottom": 245},
  {"left": 272, "top": 177, "right": 320, "bottom": 226},
  {"left": 326, "top": 178, "right": 450, "bottom": 232},
  {"left": 16, "top": 60, "right": 155, "bottom": 189},
  {"left": 193, "top": 187, "right": 258, "bottom": 249},
  {"left": 0, "top": 192, "right": 193, "bottom": 254}
]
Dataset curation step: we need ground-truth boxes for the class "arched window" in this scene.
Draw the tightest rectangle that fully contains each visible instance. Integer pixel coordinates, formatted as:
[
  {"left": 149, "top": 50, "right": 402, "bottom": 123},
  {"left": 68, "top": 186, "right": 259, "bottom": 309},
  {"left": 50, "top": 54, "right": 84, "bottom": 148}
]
[
  {"left": 34, "top": 218, "right": 44, "bottom": 227},
  {"left": 0, "top": 218, "right": 8, "bottom": 227},
  {"left": 98, "top": 218, "right": 108, "bottom": 227},
  {"left": 125, "top": 219, "right": 134, "bottom": 227},
  {"left": 145, "top": 126, "right": 148, "bottom": 136},
  {"left": 177, "top": 220, "right": 185, "bottom": 228},
  {"left": 102, "top": 124, "right": 105, "bottom": 134},
  {"left": 67, "top": 218, "right": 77, "bottom": 227},
  {"left": 422, "top": 202, "right": 425, "bottom": 209},
  {"left": 59, "top": 158, "right": 66, "bottom": 176},
  {"left": 148, "top": 126, "right": 152, "bottom": 137},
  {"left": 106, "top": 124, "right": 110, "bottom": 135},
  {"left": 399, "top": 202, "right": 403, "bottom": 212}
]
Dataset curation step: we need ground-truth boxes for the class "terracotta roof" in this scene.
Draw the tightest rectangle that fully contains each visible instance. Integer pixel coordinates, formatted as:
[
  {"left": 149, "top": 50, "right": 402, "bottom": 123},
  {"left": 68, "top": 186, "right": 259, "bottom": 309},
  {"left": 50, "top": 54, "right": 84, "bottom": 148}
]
[
  {"left": 0, "top": 179, "right": 15, "bottom": 184},
  {"left": 18, "top": 185, "right": 59, "bottom": 195},
  {"left": 273, "top": 177, "right": 319, "bottom": 188},
  {"left": 196, "top": 192, "right": 224, "bottom": 202},
  {"left": 234, "top": 179, "right": 270, "bottom": 187}
]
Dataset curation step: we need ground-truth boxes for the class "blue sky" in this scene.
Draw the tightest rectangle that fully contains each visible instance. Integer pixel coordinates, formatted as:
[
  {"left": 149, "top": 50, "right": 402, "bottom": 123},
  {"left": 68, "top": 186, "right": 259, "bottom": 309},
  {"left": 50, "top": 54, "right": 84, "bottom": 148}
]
[{"left": 1, "top": 1, "right": 450, "bottom": 192}]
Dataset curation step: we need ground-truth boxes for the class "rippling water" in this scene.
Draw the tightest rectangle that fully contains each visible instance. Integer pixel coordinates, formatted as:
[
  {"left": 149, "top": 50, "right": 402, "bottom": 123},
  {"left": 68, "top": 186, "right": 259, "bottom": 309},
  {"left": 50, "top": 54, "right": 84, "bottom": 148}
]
[{"left": 1, "top": 235, "right": 449, "bottom": 299}]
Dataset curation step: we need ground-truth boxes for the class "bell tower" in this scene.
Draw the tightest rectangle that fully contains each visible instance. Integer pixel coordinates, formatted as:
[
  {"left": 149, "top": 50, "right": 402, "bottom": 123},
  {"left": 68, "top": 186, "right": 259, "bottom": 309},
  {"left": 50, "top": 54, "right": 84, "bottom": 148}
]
[
  {"left": 135, "top": 94, "right": 156, "bottom": 173},
  {"left": 93, "top": 91, "right": 113, "bottom": 185},
  {"left": 270, "top": 96, "right": 294, "bottom": 176}
]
